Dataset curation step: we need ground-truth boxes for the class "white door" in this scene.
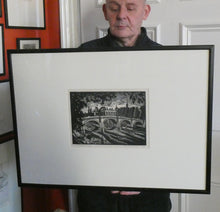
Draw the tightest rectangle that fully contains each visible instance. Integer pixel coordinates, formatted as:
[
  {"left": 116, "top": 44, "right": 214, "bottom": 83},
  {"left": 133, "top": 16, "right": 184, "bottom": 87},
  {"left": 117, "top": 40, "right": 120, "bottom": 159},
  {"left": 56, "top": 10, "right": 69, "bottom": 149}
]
[{"left": 60, "top": 0, "right": 220, "bottom": 211}]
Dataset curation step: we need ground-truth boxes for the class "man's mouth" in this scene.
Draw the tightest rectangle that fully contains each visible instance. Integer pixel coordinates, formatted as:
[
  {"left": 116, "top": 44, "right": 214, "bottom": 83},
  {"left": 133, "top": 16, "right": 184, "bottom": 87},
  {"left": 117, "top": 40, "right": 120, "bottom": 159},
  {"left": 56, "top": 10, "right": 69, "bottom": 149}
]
[{"left": 116, "top": 25, "right": 127, "bottom": 29}]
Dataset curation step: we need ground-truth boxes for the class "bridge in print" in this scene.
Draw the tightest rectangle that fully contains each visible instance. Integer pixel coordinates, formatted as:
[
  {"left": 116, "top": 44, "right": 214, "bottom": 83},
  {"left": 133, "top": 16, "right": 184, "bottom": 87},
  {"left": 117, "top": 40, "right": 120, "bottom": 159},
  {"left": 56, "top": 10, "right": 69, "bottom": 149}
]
[{"left": 82, "top": 115, "right": 145, "bottom": 132}]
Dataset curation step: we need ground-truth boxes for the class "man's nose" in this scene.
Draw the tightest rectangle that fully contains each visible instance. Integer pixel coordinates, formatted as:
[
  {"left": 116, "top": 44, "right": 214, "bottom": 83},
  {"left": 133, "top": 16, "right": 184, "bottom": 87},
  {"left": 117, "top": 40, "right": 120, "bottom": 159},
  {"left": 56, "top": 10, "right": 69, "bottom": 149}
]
[{"left": 117, "top": 7, "right": 127, "bottom": 19}]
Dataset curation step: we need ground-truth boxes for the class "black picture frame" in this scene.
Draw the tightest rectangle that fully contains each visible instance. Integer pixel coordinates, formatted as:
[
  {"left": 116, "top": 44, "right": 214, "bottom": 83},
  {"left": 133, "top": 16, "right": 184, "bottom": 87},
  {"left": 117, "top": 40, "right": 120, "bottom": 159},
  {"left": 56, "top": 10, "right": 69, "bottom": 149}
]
[
  {"left": 0, "top": 0, "right": 2, "bottom": 17},
  {"left": 4, "top": 0, "right": 45, "bottom": 29},
  {"left": 8, "top": 46, "right": 214, "bottom": 194},
  {"left": 16, "top": 38, "right": 41, "bottom": 50},
  {"left": 0, "top": 80, "right": 14, "bottom": 144},
  {"left": 0, "top": 24, "right": 5, "bottom": 77}
]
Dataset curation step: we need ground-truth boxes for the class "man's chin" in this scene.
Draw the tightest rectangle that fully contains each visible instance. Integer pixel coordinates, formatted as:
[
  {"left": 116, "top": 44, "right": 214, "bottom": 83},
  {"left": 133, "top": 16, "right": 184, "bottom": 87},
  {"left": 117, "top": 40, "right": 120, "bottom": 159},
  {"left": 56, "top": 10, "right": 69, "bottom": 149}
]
[{"left": 111, "top": 30, "right": 132, "bottom": 39}]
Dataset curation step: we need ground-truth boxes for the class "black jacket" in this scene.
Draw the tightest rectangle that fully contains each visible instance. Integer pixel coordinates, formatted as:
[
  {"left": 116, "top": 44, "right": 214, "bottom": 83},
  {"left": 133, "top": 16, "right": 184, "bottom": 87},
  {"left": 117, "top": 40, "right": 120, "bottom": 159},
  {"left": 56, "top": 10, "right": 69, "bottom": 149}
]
[
  {"left": 79, "top": 27, "right": 161, "bottom": 49},
  {"left": 77, "top": 27, "right": 171, "bottom": 212}
]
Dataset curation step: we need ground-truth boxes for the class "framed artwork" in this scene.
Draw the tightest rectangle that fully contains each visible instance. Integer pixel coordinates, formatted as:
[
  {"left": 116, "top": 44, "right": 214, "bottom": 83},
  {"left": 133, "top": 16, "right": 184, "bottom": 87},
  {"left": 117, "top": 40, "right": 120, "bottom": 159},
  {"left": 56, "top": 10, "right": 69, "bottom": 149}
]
[
  {"left": 8, "top": 46, "right": 214, "bottom": 193},
  {"left": 0, "top": 81, "right": 13, "bottom": 144},
  {"left": 0, "top": 0, "right": 2, "bottom": 17},
  {"left": 70, "top": 91, "right": 147, "bottom": 145},
  {"left": 0, "top": 162, "right": 9, "bottom": 205},
  {"left": 4, "top": 0, "right": 45, "bottom": 29},
  {"left": 0, "top": 25, "right": 5, "bottom": 76},
  {"left": 0, "top": 141, "right": 21, "bottom": 210},
  {"left": 16, "top": 38, "right": 41, "bottom": 50}
]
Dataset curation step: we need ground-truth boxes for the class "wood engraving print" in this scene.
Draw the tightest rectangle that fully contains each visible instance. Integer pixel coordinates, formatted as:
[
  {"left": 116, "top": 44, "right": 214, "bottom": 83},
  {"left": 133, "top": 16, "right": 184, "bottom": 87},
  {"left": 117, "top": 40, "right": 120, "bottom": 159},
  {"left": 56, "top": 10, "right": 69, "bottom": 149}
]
[{"left": 70, "top": 91, "right": 147, "bottom": 145}]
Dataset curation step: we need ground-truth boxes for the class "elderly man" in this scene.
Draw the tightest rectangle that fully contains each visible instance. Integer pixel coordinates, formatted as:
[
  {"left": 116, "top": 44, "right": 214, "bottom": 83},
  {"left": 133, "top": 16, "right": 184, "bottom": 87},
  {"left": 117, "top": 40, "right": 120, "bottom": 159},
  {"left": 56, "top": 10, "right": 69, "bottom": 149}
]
[
  {"left": 78, "top": 0, "right": 171, "bottom": 211},
  {"left": 80, "top": 0, "right": 159, "bottom": 48}
]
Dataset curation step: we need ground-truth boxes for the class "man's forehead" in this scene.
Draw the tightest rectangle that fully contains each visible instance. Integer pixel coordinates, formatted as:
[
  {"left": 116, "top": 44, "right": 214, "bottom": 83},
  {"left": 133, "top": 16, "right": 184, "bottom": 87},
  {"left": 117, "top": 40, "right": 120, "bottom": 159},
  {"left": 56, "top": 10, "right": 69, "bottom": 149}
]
[{"left": 106, "top": 0, "right": 146, "bottom": 5}]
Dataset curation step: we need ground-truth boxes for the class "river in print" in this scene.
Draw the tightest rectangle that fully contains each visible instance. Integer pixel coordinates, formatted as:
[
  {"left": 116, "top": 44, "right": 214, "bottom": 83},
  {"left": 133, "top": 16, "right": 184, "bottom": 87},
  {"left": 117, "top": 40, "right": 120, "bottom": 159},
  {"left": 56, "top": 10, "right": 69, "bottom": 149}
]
[{"left": 70, "top": 91, "right": 147, "bottom": 145}]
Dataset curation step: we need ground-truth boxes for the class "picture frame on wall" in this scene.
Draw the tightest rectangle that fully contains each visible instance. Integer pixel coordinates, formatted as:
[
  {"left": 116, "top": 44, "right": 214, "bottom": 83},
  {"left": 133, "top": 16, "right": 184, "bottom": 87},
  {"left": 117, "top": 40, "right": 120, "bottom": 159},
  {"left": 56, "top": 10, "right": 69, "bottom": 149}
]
[
  {"left": 16, "top": 38, "right": 41, "bottom": 50},
  {"left": 0, "top": 0, "right": 2, "bottom": 17},
  {"left": 4, "top": 0, "right": 45, "bottom": 29},
  {"left": 0, "top": 81, "right": 14, "bottom": 144},
  {"left": 8, "top": 46, "right": 214, "bottom": 193},
  {"left": 0, "top": 24, "right": 5, "bottom": 76}
]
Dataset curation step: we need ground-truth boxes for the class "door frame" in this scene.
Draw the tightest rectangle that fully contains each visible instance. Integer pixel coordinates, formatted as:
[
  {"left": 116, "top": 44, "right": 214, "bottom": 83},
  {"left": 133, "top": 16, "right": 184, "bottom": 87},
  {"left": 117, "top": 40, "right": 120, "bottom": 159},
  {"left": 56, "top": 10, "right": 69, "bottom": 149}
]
[{"left": 59, "top": 0, "right": 81, "bottom": 48}]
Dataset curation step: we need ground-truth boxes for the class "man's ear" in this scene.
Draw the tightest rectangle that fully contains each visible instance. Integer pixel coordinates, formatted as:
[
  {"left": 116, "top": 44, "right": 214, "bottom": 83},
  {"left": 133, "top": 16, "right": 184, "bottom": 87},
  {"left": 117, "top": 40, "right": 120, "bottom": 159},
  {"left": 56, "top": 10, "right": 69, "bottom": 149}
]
[
  {"left": 102, "top": 4, "right": 108, "bottom": 21},
  {"left": 143, "top": 4, "right": 151, "bottom": 20}
]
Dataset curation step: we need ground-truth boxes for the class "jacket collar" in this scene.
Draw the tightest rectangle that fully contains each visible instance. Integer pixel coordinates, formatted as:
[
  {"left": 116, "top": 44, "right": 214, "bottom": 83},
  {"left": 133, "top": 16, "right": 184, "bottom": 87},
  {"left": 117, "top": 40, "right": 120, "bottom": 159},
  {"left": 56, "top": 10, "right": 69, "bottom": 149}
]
[{"left": 106, "top": 27, "right": 149, "bottom": 47}]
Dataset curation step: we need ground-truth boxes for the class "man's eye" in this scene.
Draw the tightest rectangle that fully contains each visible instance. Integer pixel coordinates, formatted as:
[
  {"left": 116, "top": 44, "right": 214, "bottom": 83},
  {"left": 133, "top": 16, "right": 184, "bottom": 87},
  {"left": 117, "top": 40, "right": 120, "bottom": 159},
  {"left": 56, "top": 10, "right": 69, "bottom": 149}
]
[
  {"left": 127, "top": 7, "right": 136, "bottom": 11},
  {"left": 109, "top": 6, "right": 119, "bottom": 12}
]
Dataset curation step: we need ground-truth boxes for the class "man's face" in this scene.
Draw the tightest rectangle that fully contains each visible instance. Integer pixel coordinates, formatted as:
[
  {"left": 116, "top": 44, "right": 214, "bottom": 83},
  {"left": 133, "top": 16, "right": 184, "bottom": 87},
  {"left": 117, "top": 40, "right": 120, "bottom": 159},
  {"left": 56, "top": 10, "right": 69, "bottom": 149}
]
[{"left": 103, "top": 0, "right": 150, "bottom": 42}]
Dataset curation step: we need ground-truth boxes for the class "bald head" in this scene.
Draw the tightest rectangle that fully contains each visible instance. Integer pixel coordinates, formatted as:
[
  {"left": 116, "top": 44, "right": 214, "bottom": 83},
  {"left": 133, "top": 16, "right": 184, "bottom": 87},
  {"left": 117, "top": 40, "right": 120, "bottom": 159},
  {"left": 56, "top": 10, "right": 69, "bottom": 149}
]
[{"left": 105, "top": 0, "right": 147, "bottom": 5}]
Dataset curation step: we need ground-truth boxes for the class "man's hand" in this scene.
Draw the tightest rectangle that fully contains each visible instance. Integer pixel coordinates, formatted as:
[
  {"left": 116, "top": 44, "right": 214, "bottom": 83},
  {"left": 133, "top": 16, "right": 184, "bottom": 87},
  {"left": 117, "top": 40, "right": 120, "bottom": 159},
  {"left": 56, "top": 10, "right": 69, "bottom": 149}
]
[{"left": 111, "top": 191, "right": 141, "bottom": 195}]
